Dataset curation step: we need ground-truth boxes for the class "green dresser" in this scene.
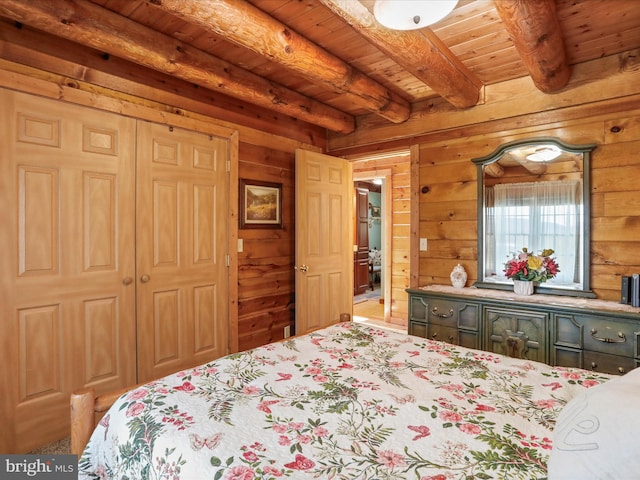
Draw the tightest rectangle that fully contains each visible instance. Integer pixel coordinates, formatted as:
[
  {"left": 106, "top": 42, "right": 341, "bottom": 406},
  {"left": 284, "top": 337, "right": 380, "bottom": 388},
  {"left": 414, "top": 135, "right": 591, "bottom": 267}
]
[
  {"left": 407, "top": 285, "right": 640, "bottom": 375},
  {"left": 408, "top": 293, "right": 480, "bottom": 350}
]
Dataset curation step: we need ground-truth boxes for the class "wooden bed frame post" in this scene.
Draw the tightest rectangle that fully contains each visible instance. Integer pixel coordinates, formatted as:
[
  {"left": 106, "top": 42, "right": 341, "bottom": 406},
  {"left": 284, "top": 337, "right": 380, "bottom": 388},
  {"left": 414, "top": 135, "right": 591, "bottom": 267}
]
[
  {"left": 70, "top": 384, "right": 141, "bottom": 457},
  {"left": 70, "top": 388, "right": 96, "bottom": 458}
]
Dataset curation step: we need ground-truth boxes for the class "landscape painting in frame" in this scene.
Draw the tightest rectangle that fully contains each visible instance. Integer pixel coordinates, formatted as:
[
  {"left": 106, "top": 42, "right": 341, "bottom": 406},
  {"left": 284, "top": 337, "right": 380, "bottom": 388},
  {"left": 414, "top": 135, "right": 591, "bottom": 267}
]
[{"left": 240, "top": 179, "right": 282, "bottom": 228}]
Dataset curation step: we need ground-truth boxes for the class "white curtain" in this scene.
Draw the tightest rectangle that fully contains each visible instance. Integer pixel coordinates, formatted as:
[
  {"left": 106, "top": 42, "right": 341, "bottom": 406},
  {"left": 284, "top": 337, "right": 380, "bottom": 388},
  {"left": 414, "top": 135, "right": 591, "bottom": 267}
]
[{"left": 485, "top": 180, "right": 582, "bottom": 286}]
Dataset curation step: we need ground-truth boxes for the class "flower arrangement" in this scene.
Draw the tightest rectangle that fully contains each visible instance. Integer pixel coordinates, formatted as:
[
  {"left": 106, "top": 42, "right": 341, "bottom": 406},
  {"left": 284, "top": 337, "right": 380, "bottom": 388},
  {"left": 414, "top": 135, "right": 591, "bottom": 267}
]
[{"left": 503, "top": 248, "right": 560, "bottom": 283}]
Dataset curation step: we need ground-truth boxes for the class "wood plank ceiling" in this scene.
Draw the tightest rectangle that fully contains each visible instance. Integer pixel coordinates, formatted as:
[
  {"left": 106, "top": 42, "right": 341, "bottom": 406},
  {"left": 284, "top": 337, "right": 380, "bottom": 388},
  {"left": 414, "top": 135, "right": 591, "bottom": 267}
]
[{"left": 0, "top": 0, "right": 638, "bottom": 134}]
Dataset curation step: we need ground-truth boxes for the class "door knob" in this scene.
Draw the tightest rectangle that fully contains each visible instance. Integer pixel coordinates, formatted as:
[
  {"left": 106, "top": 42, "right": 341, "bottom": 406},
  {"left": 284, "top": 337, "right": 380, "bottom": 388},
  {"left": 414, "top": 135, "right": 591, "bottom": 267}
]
[
  {"left": 140, "top": 274, "right": 150, "bottom": 283},
  {"left": 122, "top": 277, "right": 133, "bottom": 286},
  {"left": 295, "top": 265, "right": 309, "bottom": 272}
]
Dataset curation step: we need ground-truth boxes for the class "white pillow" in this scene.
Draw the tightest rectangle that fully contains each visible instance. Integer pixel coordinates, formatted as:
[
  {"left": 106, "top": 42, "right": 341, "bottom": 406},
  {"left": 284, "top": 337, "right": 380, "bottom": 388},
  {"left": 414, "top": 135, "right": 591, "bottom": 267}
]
[{"left": 548, "top": 367, "right": 640, "bottom": 479}]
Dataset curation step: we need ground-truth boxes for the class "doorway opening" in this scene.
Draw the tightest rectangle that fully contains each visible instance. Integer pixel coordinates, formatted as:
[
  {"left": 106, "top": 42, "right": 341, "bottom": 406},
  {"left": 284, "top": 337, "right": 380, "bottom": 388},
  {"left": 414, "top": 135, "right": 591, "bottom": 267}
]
[
  {"left": 353, "top": 176, "right": 385, "bottom": 324},
  {"left": 349, "top": 148, "right": 412, "bottom": 332}
]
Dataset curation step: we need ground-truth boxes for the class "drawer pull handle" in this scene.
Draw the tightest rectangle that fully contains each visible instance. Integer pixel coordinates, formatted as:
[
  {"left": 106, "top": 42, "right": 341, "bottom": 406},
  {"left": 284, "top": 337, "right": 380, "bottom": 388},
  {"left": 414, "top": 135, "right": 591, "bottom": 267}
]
[
  {"left": 590, "top": 362, "right": 626, "bottom": 375},
  {"left": 430, "top": 332, "right": 456, "bottom": 345},
  {"left": 590, "top": 328, "right": 626, "bottom": 344},
  {"left": 431, "top": 307, "right": 454, "bottom": 319}
]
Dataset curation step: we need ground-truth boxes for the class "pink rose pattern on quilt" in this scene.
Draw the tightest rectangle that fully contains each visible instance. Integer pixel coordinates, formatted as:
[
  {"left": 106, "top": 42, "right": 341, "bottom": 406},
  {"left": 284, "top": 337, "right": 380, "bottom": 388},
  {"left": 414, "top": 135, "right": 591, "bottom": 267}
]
[{"left": 78, "top": 322, "right": 611, "bottom": 480}]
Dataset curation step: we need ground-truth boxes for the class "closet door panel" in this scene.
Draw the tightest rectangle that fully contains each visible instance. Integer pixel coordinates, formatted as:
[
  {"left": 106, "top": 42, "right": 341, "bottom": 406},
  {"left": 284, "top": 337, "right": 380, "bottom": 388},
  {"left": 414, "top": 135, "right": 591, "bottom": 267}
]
[
  {"left": 136, "top": 122, "right": 229, "bottom": 382},
  {"left": 153, "top": 289, "right": 181, "bottom": 365},
  {"left": 0, "top": 90, "right": 136, "bottom": 452},
  {"left": 18, "top": 166, "right": 59, "bottom": 275},
  {"left": 18, "top": 306, "right": 60, "bottom": 401},
  {"left": 194, "top": 284, "right": 217, "bottom": 351},
  {"left": 84, "top": 297, "right": 120, "bottom": 382},
  {"left": 84, "top": 173, "right": 117, "bottom": 271}
]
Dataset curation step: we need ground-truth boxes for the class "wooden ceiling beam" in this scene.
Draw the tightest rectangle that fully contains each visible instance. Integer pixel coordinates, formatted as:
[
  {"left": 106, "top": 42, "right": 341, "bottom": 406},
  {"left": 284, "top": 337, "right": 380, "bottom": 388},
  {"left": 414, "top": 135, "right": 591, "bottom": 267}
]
[
  {"left": 493, "top": 0, "right": 570, "bottom": 93},
  {"left": 149, "top": 0, "right": 411, "bottom": 124},
  {"left": 319, "top": 0, "right": 482, "bottom": 109},
  {"left": 483, "top": 162, "right": 505, "bottom": 178},
  {"left": 0, "top": 0, "right": 355, "bottom": 133}
]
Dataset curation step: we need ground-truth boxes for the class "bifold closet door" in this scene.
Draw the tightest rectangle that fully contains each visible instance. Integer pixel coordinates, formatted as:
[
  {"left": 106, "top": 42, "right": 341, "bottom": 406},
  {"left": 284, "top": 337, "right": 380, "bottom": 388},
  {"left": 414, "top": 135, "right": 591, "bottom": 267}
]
[
  {"left": 135, "top": 121, "right": 229, "bottom": 383},
  {"left": 0, "top": 90, "right": 137, "bottom": 452}
]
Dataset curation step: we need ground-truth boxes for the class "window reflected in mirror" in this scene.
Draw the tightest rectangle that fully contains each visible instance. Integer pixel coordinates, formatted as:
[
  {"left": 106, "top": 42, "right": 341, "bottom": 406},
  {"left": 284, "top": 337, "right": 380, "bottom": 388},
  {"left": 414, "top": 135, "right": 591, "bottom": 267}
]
[{"left": 472, "top": 138, "right": 596, "bottom": 297}]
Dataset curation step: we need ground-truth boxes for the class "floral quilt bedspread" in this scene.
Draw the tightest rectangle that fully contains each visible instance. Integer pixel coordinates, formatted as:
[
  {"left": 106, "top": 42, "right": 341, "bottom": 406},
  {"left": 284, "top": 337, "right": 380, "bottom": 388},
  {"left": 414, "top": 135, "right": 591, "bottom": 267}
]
[{"left": 79, "top": 322, "right": 611, "bottom": 480}]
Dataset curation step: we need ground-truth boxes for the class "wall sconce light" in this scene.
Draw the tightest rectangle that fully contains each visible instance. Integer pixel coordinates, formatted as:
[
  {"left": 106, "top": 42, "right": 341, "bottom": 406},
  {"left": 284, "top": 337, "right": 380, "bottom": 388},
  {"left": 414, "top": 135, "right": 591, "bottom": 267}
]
[{"left": 373, "top": 0, "right": 458, "bottom": 30}]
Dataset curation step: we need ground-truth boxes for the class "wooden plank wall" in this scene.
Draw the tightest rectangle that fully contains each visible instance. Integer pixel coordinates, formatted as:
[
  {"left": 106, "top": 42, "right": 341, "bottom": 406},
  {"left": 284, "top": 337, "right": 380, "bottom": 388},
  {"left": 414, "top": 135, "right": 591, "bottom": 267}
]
[
  {"left": 328, "top": 49, "right": 640, "bottom": 304},
  {"left": 237, "top": 143, "right": 295, "bottom": 351},
  {"left": 416, "top": 109, "right": 640, "bottom": 302},
  {"left": 0, "top": 27, "right": 325, "bottom": 353}
]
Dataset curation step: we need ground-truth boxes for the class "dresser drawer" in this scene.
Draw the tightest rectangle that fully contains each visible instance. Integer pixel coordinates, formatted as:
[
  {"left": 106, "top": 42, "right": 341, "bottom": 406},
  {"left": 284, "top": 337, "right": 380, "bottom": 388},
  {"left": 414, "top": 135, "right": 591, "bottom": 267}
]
[
  {"left": 409, "top": 322, "right": 459, "bottom": 345},
  {"left": 427, "top": 299, "right": 479, "bottom": 329},
  {"left": 555, "top": 313, "right": 639, "bottom": 358},
  {"left": 408, "top": 292, "right": 480, "bottom": 333},
  {"left": 408, "top": 321, "right": 427, "bottom": 338},
  {"left": 426, "top": 324, "right": 459, "bottom": 345},
  {"left": 582, "top": 317, "right": 637, "bottom": 357},
  {"left": 583, "top": 351, "right": 636, "bottom": 376},
  {"left": 427, "top": 299, "right": 458, "bottom": 327},
  {"left": 409, "top": 320, "right": 479, "bottom": 350}
]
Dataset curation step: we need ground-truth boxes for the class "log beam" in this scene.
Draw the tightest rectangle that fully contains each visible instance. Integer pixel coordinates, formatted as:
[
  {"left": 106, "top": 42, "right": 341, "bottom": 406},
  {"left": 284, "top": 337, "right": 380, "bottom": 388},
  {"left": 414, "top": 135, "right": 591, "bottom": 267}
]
[
  {"left": 319, "top": 0, "right": 482, "bottom": 109},
  {"left": 0, "top": 0, "right": 355, "bottom": 133},
  {"left": 493, "top": 0, "right": 570, "bottom": 93},
  {"left": 483, "top": 162, "right": 505, "bottom": 178},
  {"left": 148, "top": 0, "right": 410, "bottom": 124}
]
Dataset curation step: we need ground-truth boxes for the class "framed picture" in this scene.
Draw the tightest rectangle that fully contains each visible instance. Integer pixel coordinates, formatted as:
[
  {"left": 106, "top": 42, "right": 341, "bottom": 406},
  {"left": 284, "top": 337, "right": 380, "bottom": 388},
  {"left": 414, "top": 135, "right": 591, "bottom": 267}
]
[
  {"left": 240, "top": 179, "right": 283, "bottom": 228},
  {"left": 370, "top": 205, "right": 381, "bottom": 219}
]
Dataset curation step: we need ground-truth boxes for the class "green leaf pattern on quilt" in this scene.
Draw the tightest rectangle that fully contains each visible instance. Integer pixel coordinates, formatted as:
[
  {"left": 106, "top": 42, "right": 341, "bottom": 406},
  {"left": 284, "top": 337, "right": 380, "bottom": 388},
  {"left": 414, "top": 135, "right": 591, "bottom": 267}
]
[{"left": 79, "top": 323, "right": 611, "bottom": 480}]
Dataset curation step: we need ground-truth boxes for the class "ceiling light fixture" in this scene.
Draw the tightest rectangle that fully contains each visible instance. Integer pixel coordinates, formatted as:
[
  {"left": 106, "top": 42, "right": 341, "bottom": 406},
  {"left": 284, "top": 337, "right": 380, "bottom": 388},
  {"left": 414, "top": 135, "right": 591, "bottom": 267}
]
[
  {"left": 373, "top": 0, "right": 458, "bottom": 30},
  {"left": 526, "top": 146, "right": 562, "bottom": 162}
]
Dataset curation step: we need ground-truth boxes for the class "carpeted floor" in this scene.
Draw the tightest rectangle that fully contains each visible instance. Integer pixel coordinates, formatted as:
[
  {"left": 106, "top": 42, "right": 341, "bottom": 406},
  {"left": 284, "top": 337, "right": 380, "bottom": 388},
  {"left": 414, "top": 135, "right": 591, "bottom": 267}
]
[{"left": 29, "top": 436, "right": 71, "bottom": 455}]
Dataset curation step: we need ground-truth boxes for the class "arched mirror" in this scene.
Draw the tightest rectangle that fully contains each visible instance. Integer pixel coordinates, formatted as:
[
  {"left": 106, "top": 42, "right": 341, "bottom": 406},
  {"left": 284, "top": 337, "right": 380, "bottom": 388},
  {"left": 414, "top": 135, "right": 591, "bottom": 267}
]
[{"left": 472, "top": 138, "right": 596, "bottom": 298}]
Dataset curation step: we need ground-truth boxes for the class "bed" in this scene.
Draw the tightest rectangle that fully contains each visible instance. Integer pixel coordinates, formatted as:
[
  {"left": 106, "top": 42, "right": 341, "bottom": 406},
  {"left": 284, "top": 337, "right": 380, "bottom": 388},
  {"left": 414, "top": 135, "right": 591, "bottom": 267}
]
[{"left": 74, "top": 321, "right": 639, "bottom": 480}]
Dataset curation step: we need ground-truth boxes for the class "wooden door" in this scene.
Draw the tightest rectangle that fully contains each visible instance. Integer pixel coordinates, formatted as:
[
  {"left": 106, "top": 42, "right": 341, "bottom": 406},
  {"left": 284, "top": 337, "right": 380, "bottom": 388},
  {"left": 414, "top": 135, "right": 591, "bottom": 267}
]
[
  {"left": 136, "top": 122, "right": 229, "bottom": 382},
  {"left": 354, "top": 186, "right": 370, "bottom": 294},
  {"left": 0, "top": 90, "right": 137, "bottom": 452},
  {"left": 295, "top": 149, "right": 353, "bottom": 335}
]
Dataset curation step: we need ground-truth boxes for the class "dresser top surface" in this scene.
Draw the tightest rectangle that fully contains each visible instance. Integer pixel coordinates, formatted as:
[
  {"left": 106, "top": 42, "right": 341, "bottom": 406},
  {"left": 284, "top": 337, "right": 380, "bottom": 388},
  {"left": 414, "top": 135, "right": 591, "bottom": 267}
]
[{"left": 412, "top": 285, "right": 640, "bottom": 316}]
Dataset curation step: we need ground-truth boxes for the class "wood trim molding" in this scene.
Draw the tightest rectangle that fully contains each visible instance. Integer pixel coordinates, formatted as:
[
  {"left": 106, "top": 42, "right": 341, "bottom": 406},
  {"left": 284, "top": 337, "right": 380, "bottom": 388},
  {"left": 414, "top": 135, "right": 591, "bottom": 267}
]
[
  {"left": 409, "top": 144, "right": 421, "bottom": 289},
  {"left": 227, "top": 130, "right": 240, "bottom": 354}
]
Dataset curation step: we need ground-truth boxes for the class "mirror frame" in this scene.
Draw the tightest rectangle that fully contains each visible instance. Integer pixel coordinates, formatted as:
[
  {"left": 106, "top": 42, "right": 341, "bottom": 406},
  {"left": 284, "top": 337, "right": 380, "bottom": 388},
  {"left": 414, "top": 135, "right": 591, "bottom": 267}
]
[{"left": 472, "top": 137, "right": 596, "bottom": 298}]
